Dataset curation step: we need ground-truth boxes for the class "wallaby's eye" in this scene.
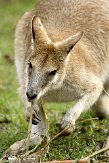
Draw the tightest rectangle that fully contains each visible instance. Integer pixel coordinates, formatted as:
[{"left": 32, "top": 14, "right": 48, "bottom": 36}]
[
  {"left": 49, "top": 70, "right": 57, "bottom": 76},
  {"left": 28, "top": 62, "right": 32, "bottom": 69}
]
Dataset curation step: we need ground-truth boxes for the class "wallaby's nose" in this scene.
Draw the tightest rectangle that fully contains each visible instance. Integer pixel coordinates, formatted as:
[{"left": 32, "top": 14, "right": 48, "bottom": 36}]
[{"left": 26, "top": 92, "right": 37, "bottom": 101}]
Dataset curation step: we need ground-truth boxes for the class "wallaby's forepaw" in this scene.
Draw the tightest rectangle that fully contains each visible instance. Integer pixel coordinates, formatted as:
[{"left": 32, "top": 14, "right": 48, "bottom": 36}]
[
  {"left": 25, "top": 107, "right": 41, "bottom": 125},
  {"left": 60, "top": 115, "right": 75, "bottom": 134},
  {"left": 4, "top": 139, "right": 26, "bottom": 156},
  {"left": 3, "top": 135, "right": 43, "bottom": 157}
]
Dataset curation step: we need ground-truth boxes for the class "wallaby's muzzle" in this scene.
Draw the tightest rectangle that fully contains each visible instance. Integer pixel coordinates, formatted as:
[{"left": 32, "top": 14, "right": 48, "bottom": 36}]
[{"left": 26, "top": 91, "right": 37, "bottom": 101}]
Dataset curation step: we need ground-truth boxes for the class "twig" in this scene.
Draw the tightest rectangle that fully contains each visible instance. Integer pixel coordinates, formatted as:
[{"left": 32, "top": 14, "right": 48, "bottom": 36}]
[
  {"left": 83, "top": 146, "right": 109, "bottom": 160},
  {"left": 2, "top": 157, "right": 90, "bottom": 163},
  {"left": 77, "top": 117, "right": 99, "bottom": 125},
  {"left": 42, "top": 160, "right": 90, "bottom": 163}
]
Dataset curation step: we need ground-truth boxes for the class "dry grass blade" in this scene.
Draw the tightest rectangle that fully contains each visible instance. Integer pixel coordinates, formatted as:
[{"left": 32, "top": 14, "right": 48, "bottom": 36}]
[
  {"left": 25, "top": 101, "right": 34, "bottom": 152},
  {"left": 83, "top": 146, "right": 109, "bottom": 160},
  {"left": 103, "top": 88, "right": 109, "bottom": 98}
]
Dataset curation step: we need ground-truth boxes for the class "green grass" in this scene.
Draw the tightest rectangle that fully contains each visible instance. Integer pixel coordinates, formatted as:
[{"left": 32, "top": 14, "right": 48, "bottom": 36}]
[{"left": 0, "top": 0, "right": 109, "bottom": 162}]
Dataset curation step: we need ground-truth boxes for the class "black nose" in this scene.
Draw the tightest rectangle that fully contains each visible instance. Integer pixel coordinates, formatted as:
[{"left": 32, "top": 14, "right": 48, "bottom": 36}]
[{"left": 26, "top": 92, "right": 37, "bottom": 101}]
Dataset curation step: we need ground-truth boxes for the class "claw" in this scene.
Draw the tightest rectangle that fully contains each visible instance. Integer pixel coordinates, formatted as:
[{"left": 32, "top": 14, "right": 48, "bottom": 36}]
[{"left": 60, "top": 119, "right": 75, "bottom": 134}]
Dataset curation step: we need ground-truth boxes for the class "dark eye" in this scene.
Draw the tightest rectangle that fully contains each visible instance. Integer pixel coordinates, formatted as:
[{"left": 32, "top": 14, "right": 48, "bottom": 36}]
[
  {"left": 49, "top": 70, "right": 57, "bottom": 76},
  {"left": 28, "top": 62, "right": 32, "bottom": 69}
]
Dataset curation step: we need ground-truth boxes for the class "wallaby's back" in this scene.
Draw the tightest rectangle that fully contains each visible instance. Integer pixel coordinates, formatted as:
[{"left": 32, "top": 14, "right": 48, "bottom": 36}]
[{"left": 35, "top": 0, "right": 109, "bottom": 60}]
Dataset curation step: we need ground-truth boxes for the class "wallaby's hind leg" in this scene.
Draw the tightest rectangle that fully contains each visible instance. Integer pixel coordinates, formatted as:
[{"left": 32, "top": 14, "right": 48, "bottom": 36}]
[
  {"left": 4, "top": 102, "right": 49, "bottom": 156},
  {"left": 91, "top": 82, "right": 109, "bottom": 156},
  {"left": 92, "top": 86, "right": 109, "bottom": 119},
  {"left": 103, "top": 134, "right": 109, "bottom": 157}
]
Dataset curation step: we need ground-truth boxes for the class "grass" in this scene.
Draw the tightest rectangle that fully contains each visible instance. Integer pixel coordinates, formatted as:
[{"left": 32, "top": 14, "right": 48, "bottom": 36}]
[{"left": 0, "top": 0, "right": 109, "bottom": 162}]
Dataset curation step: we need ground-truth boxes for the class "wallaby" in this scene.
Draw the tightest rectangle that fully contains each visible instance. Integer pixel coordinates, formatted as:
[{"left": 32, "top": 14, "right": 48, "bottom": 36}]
[{"left": 5, "top": 0, "right": 109, "bottom": 156}]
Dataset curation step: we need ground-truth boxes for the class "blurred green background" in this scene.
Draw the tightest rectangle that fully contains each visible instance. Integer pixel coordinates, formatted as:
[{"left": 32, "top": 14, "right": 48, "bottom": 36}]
[
  {"left": 0, "top": 0, "right": 36, "bottom": 157},
  {"left": 0, "top": 0, "right": 108, "bottom": 161}
]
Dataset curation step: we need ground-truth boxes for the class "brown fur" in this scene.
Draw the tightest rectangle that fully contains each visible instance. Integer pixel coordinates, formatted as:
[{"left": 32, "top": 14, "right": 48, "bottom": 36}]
[{"left": 5, "top": 0, "right": 109, "bottom": 156}]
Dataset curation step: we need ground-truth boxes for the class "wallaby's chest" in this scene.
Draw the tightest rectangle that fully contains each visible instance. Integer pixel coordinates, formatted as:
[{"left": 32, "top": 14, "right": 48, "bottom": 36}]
[{"left": 43, "top": 79, "right": 85, "bottom": 102}]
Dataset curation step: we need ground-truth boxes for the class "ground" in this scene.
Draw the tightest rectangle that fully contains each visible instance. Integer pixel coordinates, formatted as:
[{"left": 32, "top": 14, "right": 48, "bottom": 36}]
[{"left": 0, "top": 0, "right": 109, "bottom": 162}]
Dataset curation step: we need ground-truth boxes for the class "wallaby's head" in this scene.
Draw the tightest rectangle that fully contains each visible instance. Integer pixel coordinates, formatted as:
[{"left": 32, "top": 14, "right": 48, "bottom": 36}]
[{"left": 26, "top": 17, "right": 83, "bottom": 101}]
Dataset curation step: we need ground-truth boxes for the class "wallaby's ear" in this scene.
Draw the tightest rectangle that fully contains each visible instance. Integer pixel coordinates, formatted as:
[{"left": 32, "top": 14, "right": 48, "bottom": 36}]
[
  {"left": 32, "top": 16, "right": 51, "bottom": 44},
  {"left": 57, "top": 32, "right": 83, "bottom": 54}
]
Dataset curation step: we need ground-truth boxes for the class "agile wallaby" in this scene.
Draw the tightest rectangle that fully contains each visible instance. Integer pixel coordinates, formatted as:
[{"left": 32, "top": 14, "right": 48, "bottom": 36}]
[{"left": 5, "top": 0, "right": 109, "bottom": 156}]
